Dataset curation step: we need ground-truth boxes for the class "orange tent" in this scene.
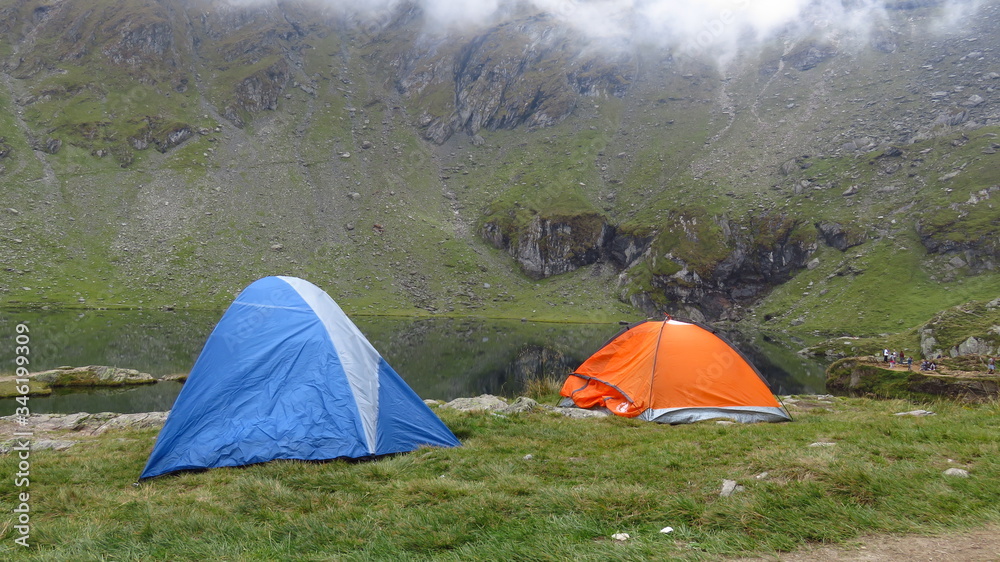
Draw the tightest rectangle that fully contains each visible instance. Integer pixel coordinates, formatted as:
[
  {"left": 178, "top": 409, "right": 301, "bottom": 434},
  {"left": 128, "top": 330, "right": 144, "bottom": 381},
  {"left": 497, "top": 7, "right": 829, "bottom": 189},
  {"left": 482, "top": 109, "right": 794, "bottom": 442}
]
[{"left": 560, "top": 319, "right": 790, "bottom": 424}]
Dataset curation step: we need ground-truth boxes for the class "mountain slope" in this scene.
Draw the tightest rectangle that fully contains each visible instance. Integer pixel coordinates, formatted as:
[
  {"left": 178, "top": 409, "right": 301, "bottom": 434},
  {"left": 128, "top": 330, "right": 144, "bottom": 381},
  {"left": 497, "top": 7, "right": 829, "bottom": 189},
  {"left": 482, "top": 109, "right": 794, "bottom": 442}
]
[{"left": 0, "top": 0, "right": 997, "bottom": 334}]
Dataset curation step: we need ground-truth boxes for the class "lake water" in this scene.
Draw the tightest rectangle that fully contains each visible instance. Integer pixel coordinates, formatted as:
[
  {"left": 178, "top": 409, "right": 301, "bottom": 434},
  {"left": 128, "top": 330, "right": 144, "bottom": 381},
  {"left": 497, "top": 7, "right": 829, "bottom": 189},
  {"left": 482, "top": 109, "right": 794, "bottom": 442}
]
[{"left": 0, "top": 310, "right": 829, "bottom": 415}]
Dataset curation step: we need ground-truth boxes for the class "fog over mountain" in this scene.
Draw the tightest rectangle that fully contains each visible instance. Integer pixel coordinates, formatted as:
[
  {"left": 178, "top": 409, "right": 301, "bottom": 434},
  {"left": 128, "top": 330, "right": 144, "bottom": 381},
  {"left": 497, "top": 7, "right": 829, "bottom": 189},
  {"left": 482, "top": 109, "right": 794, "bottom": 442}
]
[{"left": 228, "top": 0, "right": 985, "bottom": 62}]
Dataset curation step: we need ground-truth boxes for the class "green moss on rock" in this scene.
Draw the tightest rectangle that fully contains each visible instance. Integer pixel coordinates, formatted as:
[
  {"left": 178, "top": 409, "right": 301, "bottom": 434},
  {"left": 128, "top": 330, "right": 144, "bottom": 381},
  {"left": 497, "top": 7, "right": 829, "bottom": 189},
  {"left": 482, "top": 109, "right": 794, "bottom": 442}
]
[
  {"left": 826, "top": 358, "right": 999, "bottom": 402},
  {"left": 31, "top": 365, "right": 156, "bottom": 387}
]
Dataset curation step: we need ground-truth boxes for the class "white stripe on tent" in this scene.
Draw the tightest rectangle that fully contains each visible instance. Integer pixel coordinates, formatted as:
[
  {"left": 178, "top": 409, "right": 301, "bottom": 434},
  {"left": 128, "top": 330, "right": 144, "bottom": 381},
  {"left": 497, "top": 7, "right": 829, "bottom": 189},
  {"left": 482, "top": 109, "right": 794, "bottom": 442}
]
[
  {"left": 279, "top": 276, "right": 380, "bottom": 454},
  {"left": 639, "top": 406, "right": 790, "bottom": 424}
]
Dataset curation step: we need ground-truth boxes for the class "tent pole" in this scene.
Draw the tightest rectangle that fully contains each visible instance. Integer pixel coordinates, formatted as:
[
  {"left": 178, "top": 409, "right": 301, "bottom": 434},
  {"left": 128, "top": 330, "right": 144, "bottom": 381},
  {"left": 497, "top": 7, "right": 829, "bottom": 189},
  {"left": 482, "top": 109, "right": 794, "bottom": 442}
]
[{"left": 648, "top": 316, "right": 669, "bottom": 409}]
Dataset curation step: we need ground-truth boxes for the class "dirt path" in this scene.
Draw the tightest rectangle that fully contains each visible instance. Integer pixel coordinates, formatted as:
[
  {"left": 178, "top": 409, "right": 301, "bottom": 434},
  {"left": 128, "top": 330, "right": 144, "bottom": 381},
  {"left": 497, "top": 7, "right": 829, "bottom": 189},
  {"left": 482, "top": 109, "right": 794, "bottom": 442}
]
[{"left": 737, "top": 526, "right": 1000, "bottom": 561}]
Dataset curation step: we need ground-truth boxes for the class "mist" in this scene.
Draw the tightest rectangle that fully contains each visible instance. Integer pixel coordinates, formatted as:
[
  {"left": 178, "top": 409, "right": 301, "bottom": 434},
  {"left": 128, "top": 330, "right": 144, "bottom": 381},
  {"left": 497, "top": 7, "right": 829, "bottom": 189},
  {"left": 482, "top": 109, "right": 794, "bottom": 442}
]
[{"left": 227, "top": 0, "right": 985, "bottom": 63}]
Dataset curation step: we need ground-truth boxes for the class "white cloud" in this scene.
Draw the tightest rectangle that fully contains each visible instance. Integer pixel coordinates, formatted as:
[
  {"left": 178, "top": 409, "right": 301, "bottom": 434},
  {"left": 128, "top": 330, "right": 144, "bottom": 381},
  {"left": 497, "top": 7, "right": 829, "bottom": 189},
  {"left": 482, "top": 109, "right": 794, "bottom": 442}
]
[{"left": 229, "top": 0, "right": 986, "bottom": 60}]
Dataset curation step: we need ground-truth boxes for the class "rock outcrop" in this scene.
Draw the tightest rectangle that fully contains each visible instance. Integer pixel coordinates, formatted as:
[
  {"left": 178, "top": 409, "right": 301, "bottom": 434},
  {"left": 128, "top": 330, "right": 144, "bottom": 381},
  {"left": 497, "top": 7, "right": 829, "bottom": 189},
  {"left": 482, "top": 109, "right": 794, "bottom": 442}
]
[
  {"left": 224, "top": 60, "right": 291, "bottom": 127},
  {"left": 624, "top": 214, "right": 815, "bottom": 321},
  {"left": 483, "top": 208, "right": 815, "bottom": 321},
  {"left": 30, "top": 365, "right": 156, "bottom": 387},
  {"left": 395, "top": 16, "right": 633, "bottom": 144},
  {"left": 0, "top": 412, "right": 169, "bottom": 451},
  {"left": 826, "top": 358, "right": 999, "bottom": 402},
  {"left": 438, "top": 394, "right": 609, "bottom": 419},
  {"left": 915, "top": 186, "right": 1000, "bottom": 273},
  {"left": 482, "top": 212, "right": 613, "bottom": 279},
  {"left": 919, "top": 299, "right": 1000, "bottom": 358},
  {"left": 815, "top": 221, "right": 867, "bottom": 251}
]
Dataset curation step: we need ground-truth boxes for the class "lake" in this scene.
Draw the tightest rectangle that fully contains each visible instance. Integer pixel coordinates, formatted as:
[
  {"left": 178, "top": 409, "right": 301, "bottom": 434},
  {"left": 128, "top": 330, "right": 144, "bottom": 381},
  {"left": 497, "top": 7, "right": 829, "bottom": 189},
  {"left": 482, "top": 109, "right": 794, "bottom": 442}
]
[{"left": 0, "top": 310, "right": 829, "bottom": 415}]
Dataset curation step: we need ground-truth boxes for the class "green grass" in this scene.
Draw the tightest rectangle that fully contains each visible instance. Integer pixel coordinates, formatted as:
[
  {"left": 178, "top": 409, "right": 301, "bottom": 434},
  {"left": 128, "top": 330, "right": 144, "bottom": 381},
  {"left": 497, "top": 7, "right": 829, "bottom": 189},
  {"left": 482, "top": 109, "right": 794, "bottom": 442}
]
[
  {"left": 807, "top": 299, "right": 1000, "bottom": 360},
  {"left": 1, "top": 397, "right": 999, "bottom": 559},
  {"left": 755, "top": 230, "right": 1000, "bottom": 336},
  {"left": 0, "top": 379, "right": 50, "bottom": 398}
]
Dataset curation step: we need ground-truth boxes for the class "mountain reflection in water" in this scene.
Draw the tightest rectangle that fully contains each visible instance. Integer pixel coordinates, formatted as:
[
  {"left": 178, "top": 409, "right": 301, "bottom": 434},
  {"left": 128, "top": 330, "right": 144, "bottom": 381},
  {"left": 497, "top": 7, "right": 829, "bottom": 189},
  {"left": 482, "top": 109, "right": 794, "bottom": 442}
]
[{"left": 0, "top": 311, "right": 828, "bottom": 415}]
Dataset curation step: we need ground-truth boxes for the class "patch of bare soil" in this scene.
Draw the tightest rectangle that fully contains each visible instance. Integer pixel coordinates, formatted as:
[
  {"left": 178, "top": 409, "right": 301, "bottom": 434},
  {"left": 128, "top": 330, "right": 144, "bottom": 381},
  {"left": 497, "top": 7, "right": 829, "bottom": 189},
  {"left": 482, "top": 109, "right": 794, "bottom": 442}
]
[{"left": 735, "top": 526, "right": 1000, "bottom": 561}]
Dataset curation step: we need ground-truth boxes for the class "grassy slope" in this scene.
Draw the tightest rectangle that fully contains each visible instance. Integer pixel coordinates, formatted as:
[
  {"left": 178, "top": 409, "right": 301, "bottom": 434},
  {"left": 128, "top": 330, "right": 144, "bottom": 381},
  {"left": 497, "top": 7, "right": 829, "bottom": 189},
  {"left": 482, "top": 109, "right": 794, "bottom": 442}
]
[
  {"left": 0, "top": 0, "right": 997, "bottom": 333},
  {"left": 756, "top": 231, "right": 999, "bottom": 335},
  {"left": 0, "top": 397, "right": 998, "bottom": 559}
]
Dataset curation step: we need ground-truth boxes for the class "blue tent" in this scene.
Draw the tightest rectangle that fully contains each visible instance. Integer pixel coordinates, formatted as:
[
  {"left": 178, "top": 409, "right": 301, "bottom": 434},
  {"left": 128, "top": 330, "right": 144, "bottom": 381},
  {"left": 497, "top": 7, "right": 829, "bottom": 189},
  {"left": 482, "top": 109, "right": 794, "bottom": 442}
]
[{"left": 140, "top": 276, "right": 460, "bottom": 480}]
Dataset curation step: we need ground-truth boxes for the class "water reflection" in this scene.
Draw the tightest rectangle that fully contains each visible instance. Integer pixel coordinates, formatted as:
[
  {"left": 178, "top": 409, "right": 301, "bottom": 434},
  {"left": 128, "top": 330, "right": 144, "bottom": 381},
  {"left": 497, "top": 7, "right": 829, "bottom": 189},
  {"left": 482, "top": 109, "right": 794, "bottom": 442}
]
[{"left": 0, "top": 311, "right": 828, "bottom": 415}]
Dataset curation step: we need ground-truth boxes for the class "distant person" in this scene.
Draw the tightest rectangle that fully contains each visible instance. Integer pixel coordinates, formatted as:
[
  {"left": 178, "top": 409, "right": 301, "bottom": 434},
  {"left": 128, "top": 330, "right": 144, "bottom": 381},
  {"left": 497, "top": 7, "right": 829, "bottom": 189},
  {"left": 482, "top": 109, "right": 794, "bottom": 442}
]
[
  {"left": 906, "top": 356, "right": 913, "bottom": 370},
  {"left": 989, "top": 357, "right": 996, "bottom": 375},
  {"left": 884, "top": 348, "right": 889, "bottom": 363}
]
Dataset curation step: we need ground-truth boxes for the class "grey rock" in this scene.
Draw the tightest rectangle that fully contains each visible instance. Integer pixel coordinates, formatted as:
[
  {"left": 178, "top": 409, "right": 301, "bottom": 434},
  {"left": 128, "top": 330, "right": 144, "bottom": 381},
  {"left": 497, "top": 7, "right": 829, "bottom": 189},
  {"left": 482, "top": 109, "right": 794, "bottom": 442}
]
[
  {"left": 439, "top": 394, "right": 509, "bottom": 412},
  {"left": 502, "top": 396, "right": 539, "bottom": 414},
  {"left": 33, "top": 439, "right": 78, "bottom": 450},
  {"left": 962, "top": 95, "right": 985, "bottom": 107},
  {"left": 482, "top": 214, "right": 611, "bottom": 280},
  {"left": 553, "top": 406, "right": 610, "bottom": 419},
  {"left": 720, "top": 479, "right": 744, "bottom": 497},
  {"left": 943, "top": 468, "right": 969, "bottom": 478},
  {"left": 894, "top": 410, "right": 936, "bottom": 416},
  {"left": 921, "top": 330, "right": 940, "bottom": 359},
  {"left": 88, "top": 412, "right": 169, "bottom": 435},
  {"left": 2, "top": 412, "right": 169, "bottom": 436},
  {"left": 30, "top": 365, "right": 156, "bottom": 386},
  {"left": 935, "top": 109, "right": 968, "bottom": 127},
  {"left": 954, "top": 336, "right": 995, "bottom": 356}
]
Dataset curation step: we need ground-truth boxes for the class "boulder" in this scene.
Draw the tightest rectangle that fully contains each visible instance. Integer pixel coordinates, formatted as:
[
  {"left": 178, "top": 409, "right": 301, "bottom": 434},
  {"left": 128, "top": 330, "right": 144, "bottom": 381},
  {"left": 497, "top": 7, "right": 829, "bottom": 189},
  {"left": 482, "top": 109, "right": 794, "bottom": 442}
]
[
  {"left": 720, "top": 479, "right": 745, "bottom": 497},
  {"left": 87, "top": 411, "right": 169, "bottom": 435},
  {"left": 439, "top": 394, "right": 509, "bottom": 412},
  {"left": 962, "top": 95, "right": 984, "bottom": 107},
  {"left": 953, "top": 336, "right": 996, "bottom": 357},
  {"left": 552, "top": 406, "right": 610, "bottom": 419},
  {"left": 502, "top": 397, "right": 540, "bottom": 414},
  {"left": 33, "top": 439, "right": 78, "bottom": 451}
]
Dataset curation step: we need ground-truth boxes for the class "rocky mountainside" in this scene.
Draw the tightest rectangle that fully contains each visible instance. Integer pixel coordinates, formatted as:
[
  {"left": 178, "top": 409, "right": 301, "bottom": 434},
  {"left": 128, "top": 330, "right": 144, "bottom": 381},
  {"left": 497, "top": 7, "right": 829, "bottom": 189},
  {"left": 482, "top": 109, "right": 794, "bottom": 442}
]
[{"left": 0, "top": 0, "right": 997, "bottom": 335}]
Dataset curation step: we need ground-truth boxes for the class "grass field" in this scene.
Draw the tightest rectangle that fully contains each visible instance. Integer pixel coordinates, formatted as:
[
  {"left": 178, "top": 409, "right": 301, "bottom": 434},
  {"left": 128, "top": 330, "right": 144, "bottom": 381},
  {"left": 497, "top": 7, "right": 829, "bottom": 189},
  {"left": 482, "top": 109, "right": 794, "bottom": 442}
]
[{"left": 1, "top": 391, "right": 998, "bottom": 560}]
